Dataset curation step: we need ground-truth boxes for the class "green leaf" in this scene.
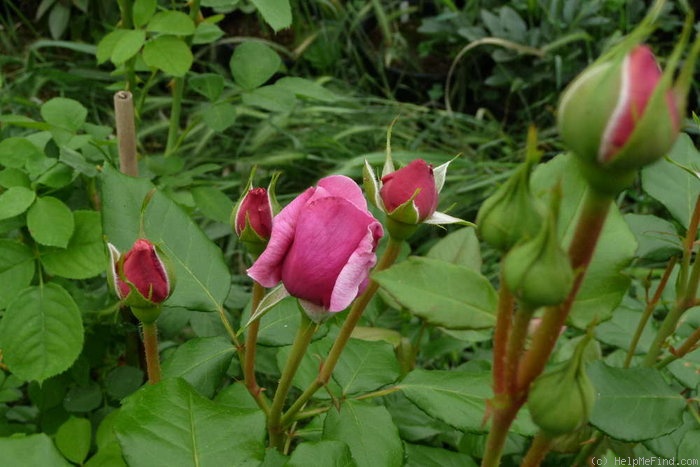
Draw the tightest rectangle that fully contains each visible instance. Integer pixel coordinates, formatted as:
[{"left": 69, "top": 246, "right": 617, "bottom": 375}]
[
  {"left": 41, "top": 97, "right": 87, "bottom": 132},
  {"left": 133, "top": 0, "right": 157, "bottom": 27},
  {"left": 101, "top": 164, "right": 231, "bottom": 312},
  {"left": 404, "top": 443, "right": 477, "bottom": 467},
  {"left": 678, "top": 430, "right": 700, "bottom": 460},
  {"left": 161, "top": 336, "right": 236, "bottom": 398},
  {"left": 274, "top": 77, "right": 338, "bottom": 103},
  {"left": 105, "top": 366, "right": 144, "bottom": 400},
  {"left": 230, "top": 41, "right": 281, "bottom": 90},
  {"left": 64, "top": 382, "right": 102, "bottom": 413},
  {"left": 0, "top": 136, "right": 44, "bottom": 168},
  {"left": 112, "top": 29, "right": 147, "bottom": 64},
  {"left": 0, "top": 239, "right": 35, "bottom": 309},
  {"left": 323, "top": 400, "right": 403, "bottom": 467},
  {"left": 332, "top": 339, "right": 400, "bottom": 396},
  {"left": 532, "top": 155, "right": 636, "bottom": 328},
  {"left": 202, "top": 102, "right": 238, "bottom": 132},
  {"left": 373, "top": 257, "right": 497, "bottom": 330},
  {"left": 147, "top": 11, "right": 196, "bottom": 36},
  {"left": 189, "top": 73, "right": 225, "bottom": 101},
  {"left": 624, "top": 213, "right": 681, "bottom": 260},
  {"left": 0, "top": 283, "right": 83, "bottom": 382},
  {"left": 242, "top": 85, "right": 297, "bottom": 112},
  {"left": 191, "top": 186, "right": 235, "bottom": 223},
  {"left": 0, "top": 167, "right": 31, "bottom": 188},
  {"left": 0, "top": 186, "right": 36, "bottom": 221},
  {"left": 276, "top": 337, "right": 340, "bottom": 399},
  {"left": 288, "top": 440, "right": 354, "bottom": 467},
  {"left": 0, "top": 434, "right": 71, "bottom": 466},
  {"left": 588, "top": 361, "right": 685, "bottom": 441},
  {"left": 642, "top": 134, "right": 700, "bottom": 228},
  {"left": 398, "top": 369, "right": 536, "bottom": 435},
  {"left": 40, "top": 210, "right": 105, "bottom": 279},
  {"left": 27, "top": 196, "right": 75, "bottom": 247},
  {"left": 55, "top": 416, "right": 92, "bottom": 464},
  {"left": 142, "top": 35, "right": 193, "bottom": 76},
  {"left": 250, "top": 0, "right": 292, "bottom": 32},
  {"left": 114, "top": 378, "right": 266, "bottom": 466},
  {"left": 192, "top": 22, "right": 224, "bottom": 45},
  {"left": 426, "top": 226, "right": 481, "bottom": 272},
  {"left": 595, "top": 307, "right": 656, "bottom": 355},
  {"left": 48, "top": 2, "right": 70, "bottom": 39}
]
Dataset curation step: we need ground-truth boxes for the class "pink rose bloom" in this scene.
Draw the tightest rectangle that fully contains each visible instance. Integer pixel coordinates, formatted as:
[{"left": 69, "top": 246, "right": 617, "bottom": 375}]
[
  {"left": 247, "top": 175, "right": 383, "bottom": 313},
  {"left": 380, "top": 159, "right": 438, "bottom": 222}
]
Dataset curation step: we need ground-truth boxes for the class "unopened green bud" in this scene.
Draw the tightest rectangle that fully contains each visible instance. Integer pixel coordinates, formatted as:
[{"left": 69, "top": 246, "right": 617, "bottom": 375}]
[
  {"left": 503, "top": 192, "right": 573, "bottom": 307},
  {"left": 527, "top": 339, "right": 596, "bottom": 435},
  {"left": 476, "top": 162, "right": 544, "bottom": 252}
]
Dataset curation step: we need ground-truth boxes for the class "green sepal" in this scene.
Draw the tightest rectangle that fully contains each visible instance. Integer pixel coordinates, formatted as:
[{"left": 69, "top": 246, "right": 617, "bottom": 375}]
[
  {"left": 385, "top": 216, "right": 418, "bottom": 242},
  {"left": 131, "top": 305, "right": 162, "bottom": 324}
]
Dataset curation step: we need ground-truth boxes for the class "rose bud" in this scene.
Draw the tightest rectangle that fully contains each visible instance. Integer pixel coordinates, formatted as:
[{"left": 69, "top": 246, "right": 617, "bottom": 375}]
[
  {"left": 527, "top": 337, "right": 597, "bottom": 436},
  {"left": 233, "top": 187, "right": 274, "bottom": 255},
  {"left": 558, "top": 31, "right": 699, "bottom": 192},
  {"left": 364, "top": 156, "right": 466, "bottom": 240},
  {"left": 108, "top": 239, "right": 174, "bottom": 322},
  {"left": 476, "top": 161, "right": 544, "bottom": 252},
  {"left": 503, "top": 190, "right": 573, "bottom": 307},
  {"left": 380, "top": 159, "right": 439, "bottom": 224},
  {"left": 247, "top": 175, "right": 383, "bottom": 322}
]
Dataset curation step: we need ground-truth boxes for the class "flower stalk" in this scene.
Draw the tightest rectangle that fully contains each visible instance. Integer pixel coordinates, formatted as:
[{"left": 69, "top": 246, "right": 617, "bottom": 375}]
[{"left": 268, "top": 309, "right": 317, "bottom": 450}]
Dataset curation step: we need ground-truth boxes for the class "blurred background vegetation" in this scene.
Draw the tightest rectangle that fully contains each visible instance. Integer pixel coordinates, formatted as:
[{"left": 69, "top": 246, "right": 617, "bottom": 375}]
[{"left": 0, "top": 0, "right": 695, "bottom": 257}]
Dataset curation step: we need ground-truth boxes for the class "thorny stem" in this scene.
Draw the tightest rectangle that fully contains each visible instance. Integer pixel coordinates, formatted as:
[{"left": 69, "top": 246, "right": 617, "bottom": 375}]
[
  {"left": 624, "top": 256, "right": 677, "bottom": 367},
  {"left": 505, "top": 305, "right": 534, "bottom": 394},
  {"left": 644, "top": 195, "right": 700, "bottom": 366},
  {"left": 481, "top": 188, "right": 612, "bottom": 467},
  {"left": 280, "top": 236, "right": 403, "bottom": 426},
  {"left": 141, "top": 321, "right": 162, "bottom": 384},
  {"left": 521, "top": 431, "right": 554, "bottom": 467},
  {"left": 268, "top": 311, "right": 317, "bottom": 450},
  {"left": 493, "top": 266, "right": 515, "bottom": 395}
]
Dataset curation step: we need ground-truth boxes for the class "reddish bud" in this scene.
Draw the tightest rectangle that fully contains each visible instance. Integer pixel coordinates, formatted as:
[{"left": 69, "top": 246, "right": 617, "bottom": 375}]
[
  {"left": 108, "top": 239, "right": 173, "bottom": 307},
  {"left": 380, "top": 159, "right": 438, "bottom": 223},
  {"left": 234, "top": 187, "right": 273, "bottom": 241}
]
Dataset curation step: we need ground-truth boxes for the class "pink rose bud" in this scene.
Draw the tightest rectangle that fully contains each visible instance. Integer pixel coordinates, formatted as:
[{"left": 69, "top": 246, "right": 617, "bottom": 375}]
[
  {"left": 247, "top": 175, "right": 383, "bottom": 317},
  {"left": 558, "top": 44, "right": 683, "bottom": 187},
  {"left": 108, "top": 239, "right": 173, "bottom": 307},
  {"left": 234, "top": 187, "right": 273, "bottom": 241},
  {"left": 380, "top": 159, "right": 439, "bottom": 224}
]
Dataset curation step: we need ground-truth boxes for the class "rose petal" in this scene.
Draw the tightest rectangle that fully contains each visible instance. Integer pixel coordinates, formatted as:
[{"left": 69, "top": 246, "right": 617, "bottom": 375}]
[
  {"left": 599, "top": 45, "right": 663, "bottom": 162},
  {"left": 329, "top": 220, "right": 383, "bottom": 311},
  {"left": 281, "top": 196, "right": 374, "bottom": 309},
  {"left": 317, "top": 175, "right": 368, "bottom": 211},
  {"left": 247, "top": 187, "right": 314, "bottom": 287}
]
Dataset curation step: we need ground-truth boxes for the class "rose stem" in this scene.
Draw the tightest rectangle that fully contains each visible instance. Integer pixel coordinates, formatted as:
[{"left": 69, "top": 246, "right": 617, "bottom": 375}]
[
  {"left": 268, "top": 310, "right": 317, "bottom": 450},
  {"left": 521, "top": 431, "right": 554, "bottom": 467},
  {"left": 141, "top": 321, "right": 162, "bottom": 384},
  {"left": 481, "top": 188, "right": 612, "bottom": 467},
  {"left": 280, "top": 236, "right": 403, "bottom": 426},
  {"left": 244, "top": 281, "right": 270, "bottom": 413}
]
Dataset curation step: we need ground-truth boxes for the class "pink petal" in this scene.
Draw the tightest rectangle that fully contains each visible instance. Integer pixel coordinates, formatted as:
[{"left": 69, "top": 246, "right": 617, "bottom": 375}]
[
  {"left": 281, "top": 196, "right": 375, "bottom": 309},
  {"left": 317, "top": 175, "right": 368, "bottom": 211},
  {"left": 247, "top": 187, "right": 314, "bottom": 287},
  {"left": 599, "top": 45, "right": 663, "bottom": 162},
  {"left": 329, "top": 220, "right": 383, "bottom": 311}
]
